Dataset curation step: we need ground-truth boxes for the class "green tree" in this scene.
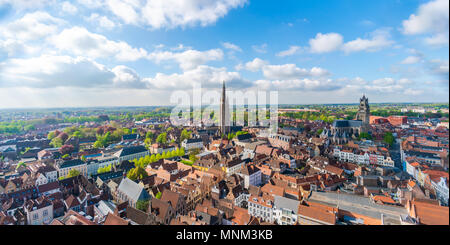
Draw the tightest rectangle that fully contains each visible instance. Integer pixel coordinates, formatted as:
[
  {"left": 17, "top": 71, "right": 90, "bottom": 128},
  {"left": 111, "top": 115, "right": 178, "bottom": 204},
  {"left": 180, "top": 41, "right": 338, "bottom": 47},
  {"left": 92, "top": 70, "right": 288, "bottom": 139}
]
[
  {"left": 155, "top": 153, "right": 161, "bottom": 160},
  {"left": 180, "top": 129, "right": 191, "bottom": 143},
  {"left": 127, "top": 166, "right": 148, "bottom": 181},
  {"left": 149, "top": 154, "right": 156, "bottom": 163},
  {"left": 358, "top": 132, "right": 373, "bottom": 140},
  {"left": 47, "top": 131, "right": 56, "bottom": 140},
  {"left": 68, "top": 169, "right": 80, "bottom": 178},
  {"left": 50, "top": 137, "right": 63, "bottom": 148},
  {"left": 383, "top": 132, "right": 395, "bottom": 147},
  {"left": 178, "top": 147, "right": 185, "bottom": 157},
  {"left": 155, "top": 192, "right": 162, "bottom": 199},
  {"left": 145, "top": 131, "right": 154, "bottom": 139},
  {"left": 15, "top": 162, "right": 26, "bottom": 170},
  {"left": 136, "top": 200, "right": 149, "bottom": 212},
  {"left": 156, "top": 132, "right": 167, "bottom": 144}
]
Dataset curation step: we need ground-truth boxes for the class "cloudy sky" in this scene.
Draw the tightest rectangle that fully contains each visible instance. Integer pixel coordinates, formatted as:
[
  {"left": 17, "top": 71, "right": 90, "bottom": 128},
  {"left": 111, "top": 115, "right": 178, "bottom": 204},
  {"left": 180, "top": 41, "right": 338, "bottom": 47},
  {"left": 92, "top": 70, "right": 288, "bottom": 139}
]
[{"left": 0, "top": 0, "right": 448, "bottom": 108}]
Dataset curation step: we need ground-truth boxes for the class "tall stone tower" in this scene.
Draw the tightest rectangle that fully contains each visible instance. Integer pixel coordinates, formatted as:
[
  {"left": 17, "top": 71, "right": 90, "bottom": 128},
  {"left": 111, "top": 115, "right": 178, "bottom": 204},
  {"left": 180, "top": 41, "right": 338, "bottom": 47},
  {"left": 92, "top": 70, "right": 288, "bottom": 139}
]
[
  {"left": 219, "top": 81, "right": 230, "bottom": 136},
  {"left": 356, "top": 94, "right": 370, "bottom": 131}
]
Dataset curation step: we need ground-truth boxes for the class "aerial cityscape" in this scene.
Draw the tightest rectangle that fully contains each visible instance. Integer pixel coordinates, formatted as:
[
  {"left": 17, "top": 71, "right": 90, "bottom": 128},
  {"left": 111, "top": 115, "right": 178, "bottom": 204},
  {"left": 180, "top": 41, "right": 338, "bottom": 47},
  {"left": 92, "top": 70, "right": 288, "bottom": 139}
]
[{"left": 0, "top": 0, "right": 449, "bottom": 228}]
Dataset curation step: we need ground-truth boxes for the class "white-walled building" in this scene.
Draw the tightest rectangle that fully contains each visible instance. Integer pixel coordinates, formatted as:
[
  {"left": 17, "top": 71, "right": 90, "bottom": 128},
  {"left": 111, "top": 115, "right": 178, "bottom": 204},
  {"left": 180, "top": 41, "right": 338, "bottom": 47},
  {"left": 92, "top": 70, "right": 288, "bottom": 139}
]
[
  {"left": 181, "top": 138, "right": 204, "bottom": 151},
  {"left": 238, "top": 164, "right": 262, "bottom": 188},
  {"left": 272, "top": 195, "right": 300, "bottom": 225},
  {"left": 25, "top": 197, "right": 53, "bottom": 225}
]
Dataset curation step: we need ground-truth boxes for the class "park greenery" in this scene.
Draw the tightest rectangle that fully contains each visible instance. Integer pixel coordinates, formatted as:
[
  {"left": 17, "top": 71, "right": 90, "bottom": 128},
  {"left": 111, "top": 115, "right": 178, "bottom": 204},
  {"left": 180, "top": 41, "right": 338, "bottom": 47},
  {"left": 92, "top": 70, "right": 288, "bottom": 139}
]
[
  {"left": 97, "top": 164, "right": 113, "bottom": 174},
  {"left": 126, "top": 166, "right": 148, "bottom": 181},
  {"left": 59, "top": 169, "right": 81, "bottom": 180},
  {"left": 383, "top": 132, "right": 395, "bottom": 147},
  {"left": 136, "top": 200, "right": 149, "bottom": 212},
  {"left": 131, "top": 148, "right": 186, "bottom": 169},
  {"left": 226, "top": 130, "right": 248, "bottom": 140}
]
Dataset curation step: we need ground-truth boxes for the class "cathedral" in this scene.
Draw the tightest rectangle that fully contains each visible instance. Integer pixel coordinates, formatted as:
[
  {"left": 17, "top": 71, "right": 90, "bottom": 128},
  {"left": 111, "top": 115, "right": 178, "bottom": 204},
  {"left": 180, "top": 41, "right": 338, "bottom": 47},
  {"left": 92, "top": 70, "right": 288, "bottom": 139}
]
[{"left": 321, "top": 95, "right": 371, "bottom": 144}]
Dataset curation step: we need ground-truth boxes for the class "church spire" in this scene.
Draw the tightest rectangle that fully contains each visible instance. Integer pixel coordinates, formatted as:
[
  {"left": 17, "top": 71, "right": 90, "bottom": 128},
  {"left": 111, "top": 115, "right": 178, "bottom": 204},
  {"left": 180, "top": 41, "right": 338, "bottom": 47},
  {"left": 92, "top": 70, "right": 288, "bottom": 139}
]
[{"left": 220, "top": 80, "right": 229, "bottom": 136}]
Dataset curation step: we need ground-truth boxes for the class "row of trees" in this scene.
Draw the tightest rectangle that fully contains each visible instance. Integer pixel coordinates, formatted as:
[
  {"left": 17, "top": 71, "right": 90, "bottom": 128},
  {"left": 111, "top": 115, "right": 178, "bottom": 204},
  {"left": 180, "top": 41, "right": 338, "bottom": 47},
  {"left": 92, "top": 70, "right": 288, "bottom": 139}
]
[
  {"left": 280, "top": 112, "right": 338, "bottom": 123},
  {"left": 226, "top": 130, "right": 248, "bottom": 140},
  {"left": 97, "top": 164, "right": 113, "bottom": 174},
  {"left": 132, "top": 148, "right": 186, "bottom": 168}
]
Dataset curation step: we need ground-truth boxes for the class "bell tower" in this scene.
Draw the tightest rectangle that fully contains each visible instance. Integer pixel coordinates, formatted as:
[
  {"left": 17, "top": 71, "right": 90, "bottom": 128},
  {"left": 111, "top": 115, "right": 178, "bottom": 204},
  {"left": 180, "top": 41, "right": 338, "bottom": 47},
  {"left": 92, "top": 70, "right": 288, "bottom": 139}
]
[{"left": 356, "top": 94, "right": 370, "bottom": 131}]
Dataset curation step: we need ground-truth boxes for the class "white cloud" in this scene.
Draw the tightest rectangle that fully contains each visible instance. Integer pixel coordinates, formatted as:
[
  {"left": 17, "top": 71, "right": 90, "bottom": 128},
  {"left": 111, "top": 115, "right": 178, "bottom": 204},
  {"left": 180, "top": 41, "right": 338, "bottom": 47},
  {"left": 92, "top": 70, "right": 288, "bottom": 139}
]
[
  {"left": 86, "top": 13, "right": 117, "bottom": 30},
  {"left": 404, "top": 88, "right": 423, "bottom": 96},
  {"left": 0, "top": 0, "right": 52, "bottom": 10},
  {"left": 111, "top": 65, "right": 148, "bottom": 88},
  {"left": 401, "top": 56, "right": 421, "bottom": 64},
  {"left": 222, "top": 42, "right": 242, "bottom": 52},
  {"left": 0, "top": 39, "right": 39, "bottom": 56},
  {"left": 76, "top": 0, "right": 104, "bottom": 8},
  {"left": 0, "top": 11, "right": 64, "bottom": 42},
  {"left": 147, "top": 48, "right": 223, "bottom": 71},
  {"left": 0, "top": 55, "right": 115, "bottom": 88},
  {"left": 252, "top": 43, "right": 268, "bottom": 53},
  {"left": 309, "top": 33, "right": 343, "bottom": 53},
  {"left": 402, "top": 0, "right": 448, "bottom": 35},
  {"left": 342, "top": 29, "right": 393, "bottom": 53},
  {"left": 262, "top": 64, "right": 330, "bottom": 80},
  {"left": 50, "top": 27, "right": 148, "bottom": 61},
  {"left": 402, "top": 0, "right": 449, "bottom": 46},
  {"left": 236, "top": 58, "right": 269, "bottom": 72},
  {"left": 101, "top": 0, "right": 247, "bottom": 29},
  {"left": 236, "top": 58, "right": 330, "bottom": 80},
  {"left": 61, "top": 1, "right": 78, "bottom": 14},
  {"left": 254, "top": 78, "right": 339, "bottom": 91},
  {"left": 425, "top": 33, "right": 449, "bottom": 46},
  {"left": 276, "top": 46, "right": 301, "bottom": 57},
  {"left": 372, "top": 77, "right": 395, "bottom": 86},
  {"left": 144, "top": 65, "right": 246, "bottom": 90},
  {"left": 429, "top": 59, "right": 449, "bottom": 76},
  {"left": 398, "top": 78, "right": 413, "bottom": 85}
]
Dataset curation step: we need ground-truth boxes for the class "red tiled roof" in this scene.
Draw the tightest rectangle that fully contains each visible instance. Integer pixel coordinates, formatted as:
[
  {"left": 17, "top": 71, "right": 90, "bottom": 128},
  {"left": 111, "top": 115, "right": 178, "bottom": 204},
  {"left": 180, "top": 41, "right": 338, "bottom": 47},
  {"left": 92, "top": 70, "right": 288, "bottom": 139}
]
[{"left": 104, "top": 213, "right": 129, "bottom": 225}]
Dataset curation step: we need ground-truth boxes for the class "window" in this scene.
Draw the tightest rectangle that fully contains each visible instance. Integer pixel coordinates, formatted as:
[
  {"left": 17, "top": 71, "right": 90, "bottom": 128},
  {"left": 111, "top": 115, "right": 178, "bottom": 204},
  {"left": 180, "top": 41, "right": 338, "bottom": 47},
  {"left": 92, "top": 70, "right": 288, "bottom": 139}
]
[
  {"left": 43, "top": 210, "right": 48, "bottom": 216},
  {"left": 33, "top": 213, "right": 39, "bottom": 220}
]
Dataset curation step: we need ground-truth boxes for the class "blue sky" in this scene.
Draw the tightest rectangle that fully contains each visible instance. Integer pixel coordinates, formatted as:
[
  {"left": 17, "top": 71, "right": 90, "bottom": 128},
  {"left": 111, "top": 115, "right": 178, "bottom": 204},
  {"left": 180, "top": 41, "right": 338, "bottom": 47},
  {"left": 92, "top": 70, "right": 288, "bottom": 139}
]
[{"left": 0, "top": 0, "right": 448, "bottom": 108}]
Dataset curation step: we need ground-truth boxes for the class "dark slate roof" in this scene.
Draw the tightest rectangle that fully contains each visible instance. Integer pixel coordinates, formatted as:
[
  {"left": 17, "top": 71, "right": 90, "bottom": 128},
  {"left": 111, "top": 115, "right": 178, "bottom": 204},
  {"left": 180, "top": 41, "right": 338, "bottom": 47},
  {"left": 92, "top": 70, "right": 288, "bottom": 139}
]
[
  {"left": 92, "top": 171, "right": 124, "bottom": 182},
  {"left": 403, "top": 150, "right": 441, "bottom": 159},
  {"left": 185, "top": 138, "right": 203, "bottom": 144},
  {"left": 332, "top": 120, "right": 363, "bottom": 128},
  {"left": 58, "top": 159, "right": 86, "bottom": 169},
  {"left": 118, "top": 146, "right": 148, "bottom": 157},
  {"left": 122, "top": 134, "right": 139, "bottom": 140},
  {"left": 236, "top": 134, "right": 252, "bottom": 141}
]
